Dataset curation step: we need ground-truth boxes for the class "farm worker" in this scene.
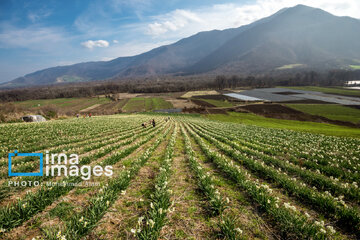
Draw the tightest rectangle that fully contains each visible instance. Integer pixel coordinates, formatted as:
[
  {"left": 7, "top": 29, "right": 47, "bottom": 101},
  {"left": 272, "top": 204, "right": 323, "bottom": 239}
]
[
  {"left": 152, "top": 119, "right": 156, "bottom": 127},
  {"left": 76, "top": 114, "right": 79, "bottom": 118},
  {"left": 89, "top": 113, "right": 92, "bottom": 118},
  {"left": 142, "top": 123, "right": 147, "bottom": 128}
]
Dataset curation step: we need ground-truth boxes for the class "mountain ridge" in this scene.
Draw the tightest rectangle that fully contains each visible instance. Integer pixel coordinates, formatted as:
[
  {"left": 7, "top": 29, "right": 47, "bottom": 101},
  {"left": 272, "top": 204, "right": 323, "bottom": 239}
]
[{"left": 2, "top": 4, "right": 360, "bottom": 88}]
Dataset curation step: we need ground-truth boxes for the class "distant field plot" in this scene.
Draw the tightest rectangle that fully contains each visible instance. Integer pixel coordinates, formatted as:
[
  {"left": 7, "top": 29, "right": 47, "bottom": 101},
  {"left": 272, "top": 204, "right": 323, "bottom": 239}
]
[
  {"left": 284, "top": 86, "right": 360, "bottom": 97},
  {"left": 276, "top": 63, "right": 305, "bottom": 70},
  {"left": 206, "top": 112, "right": 360, "bottom": 137},
  {"left": 196, "top": 98, "right": 234, "bottom": 107},
  {"left": 287, "top": 104, "right": 360, "bottom": 123},
  {"left": 14, "top": 97, "right": 110, "bottom": 108},
  {"left": 350, "top": 65, "right": 360, "bottom": 70},
  {"left": 150, "top": 97, "right": 173, "bottom": 110},
  {"left": 122, "top": 97, "right": 173, "bottom": 112},
  {"left": 181, "top": 90, "right": 219, "bottom": 98},
  {"left": 123, "top": 97, "right": 146, "bottom": 112}
]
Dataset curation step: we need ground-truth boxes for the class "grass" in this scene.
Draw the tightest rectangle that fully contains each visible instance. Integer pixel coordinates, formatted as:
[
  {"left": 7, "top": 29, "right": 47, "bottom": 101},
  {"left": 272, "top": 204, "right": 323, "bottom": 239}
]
[
  {"left": 49, "top": 202, "right": 75, "bottom": 221},
  {"left": 350, "top": 65, "right": 360, "bottom": 70},
  {"left": 205, "top": 112, "right": 360, "bottom": 138},
  {"left": 282, "top": 86, "right": 360, "bottom": 97},
  {"left": 287, "top": 104, "right": 360, "bottom": 123},
  {"left": 276, "top": 64, "right": 305, "bottom": 70},
  {"left": 14, "top": 97, "right": 111, "bottom": 108},
  {"left": 197, "top": 99, "right": 234, "bottom": 108},
  {"left": 122, "top": 97, "right": 173, "bottom": 112}
]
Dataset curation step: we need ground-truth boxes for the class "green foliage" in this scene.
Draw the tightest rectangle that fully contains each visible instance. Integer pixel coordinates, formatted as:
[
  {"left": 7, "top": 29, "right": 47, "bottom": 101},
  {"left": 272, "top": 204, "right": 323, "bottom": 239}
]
[
  {"left": 49, "top": 202, "right": 75, "bottom": 221},
  {"left": 349, "top": 65, "right": 360, "bottom": 70},
  {"left": 206, "top": 112, "right": 360, "bottom": 138},
  {"left": 287, "top": 104, "right": 360, "bottom": 123},
  {"left": 123, "top": 97, "right": 173, "bottom": 112}
]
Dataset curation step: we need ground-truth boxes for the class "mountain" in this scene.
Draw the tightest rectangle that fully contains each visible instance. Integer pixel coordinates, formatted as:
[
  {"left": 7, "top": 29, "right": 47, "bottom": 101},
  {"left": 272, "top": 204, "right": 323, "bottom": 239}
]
[{"left": 2, "top": 4, "right": 360, "bottom": 88}]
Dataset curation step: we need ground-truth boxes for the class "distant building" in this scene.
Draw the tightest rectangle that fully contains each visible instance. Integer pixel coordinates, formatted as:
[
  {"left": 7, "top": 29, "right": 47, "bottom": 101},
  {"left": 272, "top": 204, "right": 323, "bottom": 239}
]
[
  {"left": 346, "top": 80, "right": 360, "bottom": 85},
  {"left": 21, "top": 115, "right": 46, "bottom": 122}
]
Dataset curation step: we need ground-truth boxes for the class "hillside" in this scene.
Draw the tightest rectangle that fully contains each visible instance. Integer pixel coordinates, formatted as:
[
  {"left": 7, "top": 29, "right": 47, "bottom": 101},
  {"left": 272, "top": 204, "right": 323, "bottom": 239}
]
[{"left": 2, "top": 4, "right": 360, "bottom": 88}]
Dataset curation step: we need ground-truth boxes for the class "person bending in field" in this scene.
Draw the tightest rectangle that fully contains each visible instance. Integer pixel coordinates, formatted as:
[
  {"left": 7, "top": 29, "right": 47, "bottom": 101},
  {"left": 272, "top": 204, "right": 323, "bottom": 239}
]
[
  {"left": 142, "top": 123, "right": 147, "bottom": 128},
  {"left": 152, "top": 119, "right": 156, "bottom": 127}
]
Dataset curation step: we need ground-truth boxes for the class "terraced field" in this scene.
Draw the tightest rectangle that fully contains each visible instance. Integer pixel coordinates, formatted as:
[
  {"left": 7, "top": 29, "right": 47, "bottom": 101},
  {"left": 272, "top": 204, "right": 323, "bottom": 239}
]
[{"left": 0, "top": 114, "right": 359, "bottom": 239}]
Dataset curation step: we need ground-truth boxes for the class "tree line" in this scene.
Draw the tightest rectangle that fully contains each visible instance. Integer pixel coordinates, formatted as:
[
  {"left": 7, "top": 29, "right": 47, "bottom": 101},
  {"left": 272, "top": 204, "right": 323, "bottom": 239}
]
[{"left": 0, "top": 69, "right": 359, "bottom": 102}]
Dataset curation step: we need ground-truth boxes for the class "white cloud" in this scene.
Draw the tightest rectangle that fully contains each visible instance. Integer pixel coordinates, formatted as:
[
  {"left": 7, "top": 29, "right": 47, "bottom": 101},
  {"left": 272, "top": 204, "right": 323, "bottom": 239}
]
[
  {"left": 0, "top": 24, "right": 67, "bottom": 52},
  {"left": 147, "top": 9, "right": 203, "bottom": 36},
  {"left": 101, "top": 57, "right": 115, "bottom": 61},
  {"left": 113, "top": 40, "right": 119, "bottom": 43},
  {"left": 146, "top": 0, "right": 360, "bottom": 39},
  {"left": 81, "top": 40, "right": 109, "bottom": 49},
  {"left": 27, "top": 9, "right": 52, "bottom": 23},
  {"left": 100, "top": 40, "right": 172, "bottom": 59}
]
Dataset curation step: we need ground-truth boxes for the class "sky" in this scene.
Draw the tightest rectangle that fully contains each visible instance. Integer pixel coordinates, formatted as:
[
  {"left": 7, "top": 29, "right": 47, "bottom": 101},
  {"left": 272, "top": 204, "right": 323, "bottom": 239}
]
[{"left": 0, "top": 0, "right": 360, "bottom": 83}]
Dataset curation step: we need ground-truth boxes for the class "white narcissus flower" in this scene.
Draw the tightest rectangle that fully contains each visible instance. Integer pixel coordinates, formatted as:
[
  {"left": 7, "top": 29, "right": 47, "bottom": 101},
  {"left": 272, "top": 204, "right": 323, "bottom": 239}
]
[{"left": 149, "top": 219, "right": 155, "bottom": 228}]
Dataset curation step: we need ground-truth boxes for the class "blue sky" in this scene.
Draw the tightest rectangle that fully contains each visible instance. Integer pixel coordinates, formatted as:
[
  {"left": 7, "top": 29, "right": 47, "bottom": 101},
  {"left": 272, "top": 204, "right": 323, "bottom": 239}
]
[{"left": 0, "top": 0, "right": 359, "bottom": 83}]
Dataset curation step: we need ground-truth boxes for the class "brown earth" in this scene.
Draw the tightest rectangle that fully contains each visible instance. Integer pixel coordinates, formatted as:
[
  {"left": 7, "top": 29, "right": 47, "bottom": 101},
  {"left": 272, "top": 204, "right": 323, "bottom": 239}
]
[
  {"left": 190, "top": 99, "right": 215, "bottom": 107},
  {"left": 194, "top": 94, "right": 233, "bottom": 101}
]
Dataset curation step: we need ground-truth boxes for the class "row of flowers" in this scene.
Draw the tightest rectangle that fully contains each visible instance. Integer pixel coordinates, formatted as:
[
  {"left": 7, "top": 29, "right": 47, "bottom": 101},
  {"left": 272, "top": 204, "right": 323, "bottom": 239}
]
[
  {"left": 0, "top": 120, "right": 168, "bottom": 234},
  {"left": 48, "top": 124, "right": 173, "bottom": 240},
  {"left": 188, "top": 123, "right": 359, "bottom": 237},
  {"left": 135, "top": 124, "right": 178, "bottom": 239},
  {"left": 184, "top": 123, "right": 336, "bottom": 239},
  {"left": 191, "top": 122, "right": 360, "bottom": 204},
  {"left": 182, "top": 125, "right": 244, "bottom": 239}
]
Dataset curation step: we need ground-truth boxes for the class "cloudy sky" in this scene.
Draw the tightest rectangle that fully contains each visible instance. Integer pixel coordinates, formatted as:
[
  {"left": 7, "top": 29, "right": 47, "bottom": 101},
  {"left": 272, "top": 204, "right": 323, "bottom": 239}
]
[{"left": 0, "top": 0, "right": 359, "bottom": 83}]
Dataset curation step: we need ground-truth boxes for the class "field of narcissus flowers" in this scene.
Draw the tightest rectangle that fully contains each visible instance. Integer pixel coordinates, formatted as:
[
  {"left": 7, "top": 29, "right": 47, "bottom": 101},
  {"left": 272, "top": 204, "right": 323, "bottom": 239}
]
[{"left": 0, "top": 114, "right": 359, "bottom": 240}]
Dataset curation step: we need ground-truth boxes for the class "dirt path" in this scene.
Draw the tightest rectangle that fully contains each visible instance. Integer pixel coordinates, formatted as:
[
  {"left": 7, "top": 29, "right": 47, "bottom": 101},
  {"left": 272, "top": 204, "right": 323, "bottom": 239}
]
[
  {"left": 160, "top": 131, "right": 213, "bottom": 239},
  {"left": 87, "top": 127, "right": 173, "bottom": 239},
  {"left": 80, "top": 104, "right": 101, "bottom": 112}
]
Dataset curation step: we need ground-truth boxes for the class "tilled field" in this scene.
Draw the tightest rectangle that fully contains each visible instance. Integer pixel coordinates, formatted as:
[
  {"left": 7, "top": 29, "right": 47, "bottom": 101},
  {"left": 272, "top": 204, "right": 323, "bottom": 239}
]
[{"left": 0, "top": 114, "right": 359, "bottom": 240}]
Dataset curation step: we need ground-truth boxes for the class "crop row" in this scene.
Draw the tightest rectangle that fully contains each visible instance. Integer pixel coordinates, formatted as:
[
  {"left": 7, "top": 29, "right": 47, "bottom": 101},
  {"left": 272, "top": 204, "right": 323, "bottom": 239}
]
[
  {"left": 135, "top": 124, "right": 178, "bottom": 239},
  {"left": 0, "top": 120, "right": 169, "bottom": 233},
  {"left": 48, "top": 123, "right": 173, "bottom": 240},
  {"left": 200, "top": 121, "right": 360, "bottom": 182},
  {"left": 186, "top": 122, "right": 359, "bottom": 237},
  {"left": 184, "top": 123, "right": 336, "bottom": 239},
  {"left": 191, "top": 123, "right": 360, "bottom": 204}
]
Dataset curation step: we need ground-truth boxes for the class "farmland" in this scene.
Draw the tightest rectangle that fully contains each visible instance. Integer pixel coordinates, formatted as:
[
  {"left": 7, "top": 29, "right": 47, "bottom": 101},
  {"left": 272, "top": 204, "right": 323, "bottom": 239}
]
[
  {"left": 0, "top": 114, "right": 359, "bottom": 240},
  {"left": 122, "top": 98, "right": 173, "bottom": 112},
  {"left": 286, "top": 104, "right": 360, "bottom": 124}
]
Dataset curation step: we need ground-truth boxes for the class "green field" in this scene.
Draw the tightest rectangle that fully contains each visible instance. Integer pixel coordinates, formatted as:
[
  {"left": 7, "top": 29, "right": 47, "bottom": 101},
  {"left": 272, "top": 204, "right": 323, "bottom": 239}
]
[
  {"left": 283, "top": 86, "right": 360, "bottom": 97},
  {"left": 122, "top": 97, "right": 173, "bottom": 112},
  {"left": 350, "top": 65, "right": 360, "bottom": 70},
  {"left": 0, "top": 114, "right": 359, "bottom": 239},
  {"left": 287, "top": 104, "right": 360, "bottom": 123},
  {"left": 276, "top": 63, "right": 305, "bottom": 70},
  {"left": 14, "top": 97, "right": 111, "bottom": 109},
  {"left": 197, "top": 98, "right": 234, "bottom": 107},
  {"left": 206, "top": 112, "right": 360, "bottom": 138}
]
